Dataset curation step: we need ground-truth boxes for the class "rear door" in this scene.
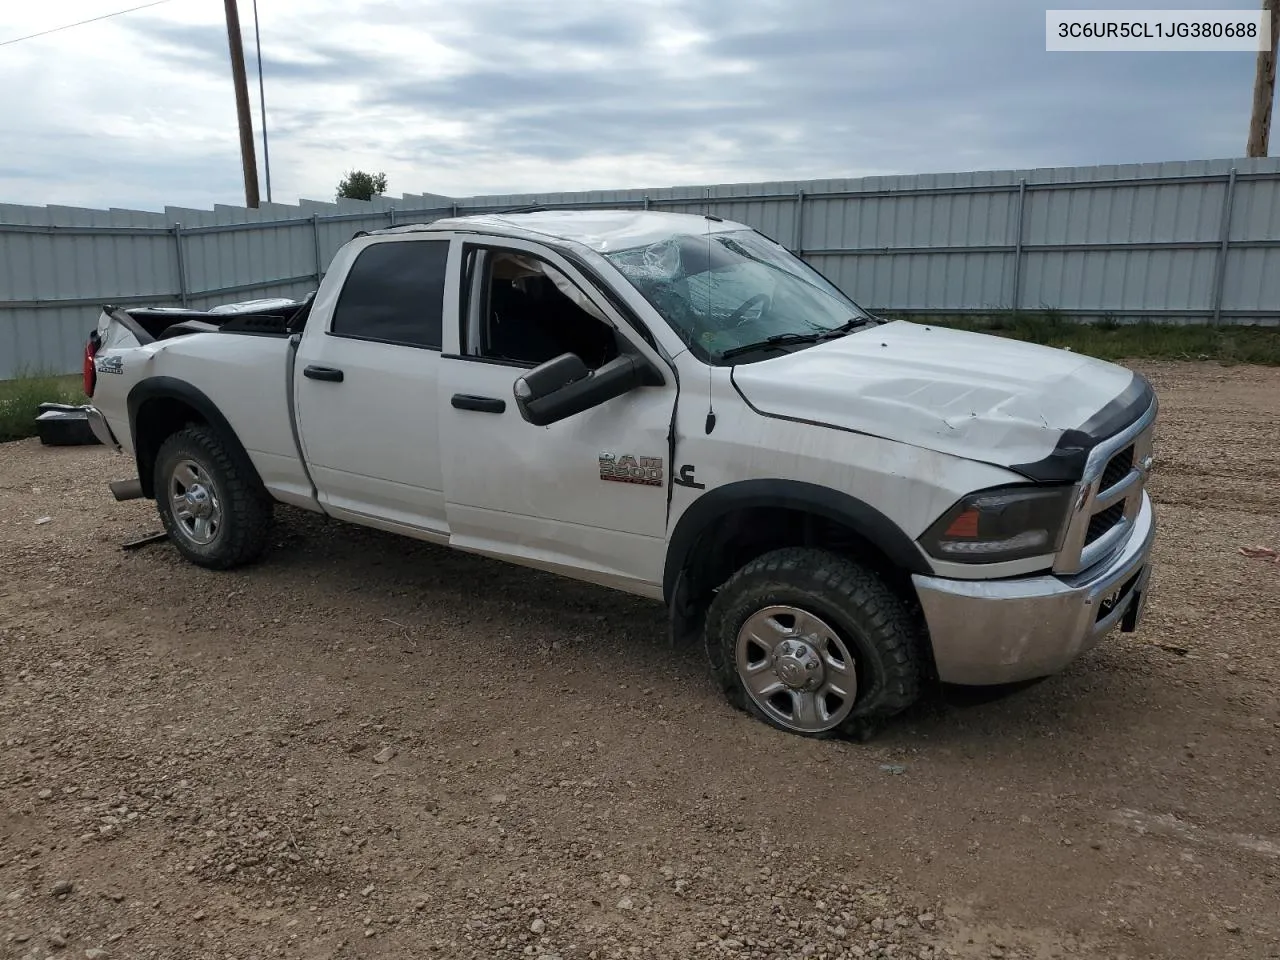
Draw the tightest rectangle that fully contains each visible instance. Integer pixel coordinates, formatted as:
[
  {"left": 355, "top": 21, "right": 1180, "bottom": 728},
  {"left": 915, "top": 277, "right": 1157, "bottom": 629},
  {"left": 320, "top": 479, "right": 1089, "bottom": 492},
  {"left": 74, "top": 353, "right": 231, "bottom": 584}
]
[{"left": 293, "top": 235, "right": 455, "bottom": 539}]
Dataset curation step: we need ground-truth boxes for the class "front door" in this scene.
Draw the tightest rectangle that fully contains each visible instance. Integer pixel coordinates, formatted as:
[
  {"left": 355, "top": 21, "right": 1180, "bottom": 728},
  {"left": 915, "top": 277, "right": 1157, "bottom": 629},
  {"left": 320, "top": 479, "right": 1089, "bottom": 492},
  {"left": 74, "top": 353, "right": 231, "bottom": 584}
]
[{"left": 438, "top": 240, "right": 675, "bottom": 597}]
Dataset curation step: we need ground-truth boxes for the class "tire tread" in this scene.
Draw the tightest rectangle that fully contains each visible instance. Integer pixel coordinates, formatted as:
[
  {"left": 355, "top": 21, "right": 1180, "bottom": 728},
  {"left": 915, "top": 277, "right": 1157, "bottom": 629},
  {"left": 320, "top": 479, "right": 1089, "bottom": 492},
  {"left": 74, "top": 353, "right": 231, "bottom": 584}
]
[
  {"left": 704, "top": 547, "right": 922, "bottom": 738},
  {"left": 155, "top": 424, "right": 272, "bottom": 569}
]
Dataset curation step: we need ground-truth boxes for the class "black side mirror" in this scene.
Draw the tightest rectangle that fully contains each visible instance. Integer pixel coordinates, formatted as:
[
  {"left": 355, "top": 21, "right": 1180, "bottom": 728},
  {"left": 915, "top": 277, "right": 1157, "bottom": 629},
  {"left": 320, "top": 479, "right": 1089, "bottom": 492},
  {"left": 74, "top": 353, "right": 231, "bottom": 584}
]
[{"left": 514, "top": 352, "right": 646, "bottom": 426}]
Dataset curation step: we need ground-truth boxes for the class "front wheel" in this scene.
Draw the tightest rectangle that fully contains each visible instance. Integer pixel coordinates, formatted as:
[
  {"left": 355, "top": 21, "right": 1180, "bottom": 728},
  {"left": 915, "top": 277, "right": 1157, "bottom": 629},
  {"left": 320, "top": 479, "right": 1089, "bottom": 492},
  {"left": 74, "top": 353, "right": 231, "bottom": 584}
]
[
  {"left": 154, "top": 424, "right": 272, "bottom": 569},
  {"left": 704, "top": 548, "right": 922, "bottom": 739}
]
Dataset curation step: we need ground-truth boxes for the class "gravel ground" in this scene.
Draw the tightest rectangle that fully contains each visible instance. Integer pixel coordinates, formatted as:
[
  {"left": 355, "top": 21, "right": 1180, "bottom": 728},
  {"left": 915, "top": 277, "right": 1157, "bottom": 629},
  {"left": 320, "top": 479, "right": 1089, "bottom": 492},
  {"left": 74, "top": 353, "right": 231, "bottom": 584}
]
[{"left": 1, "top": 359, "right": 1278, "bottom": 960}]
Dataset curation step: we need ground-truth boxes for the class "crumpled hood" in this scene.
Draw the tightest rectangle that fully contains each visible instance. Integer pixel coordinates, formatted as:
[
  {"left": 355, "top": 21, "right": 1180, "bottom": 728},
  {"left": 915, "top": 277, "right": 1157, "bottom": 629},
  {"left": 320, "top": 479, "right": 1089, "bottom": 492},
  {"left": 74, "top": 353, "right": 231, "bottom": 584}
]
[{"left": 730, "top": 320, "right": 1140, "bottom": 475}]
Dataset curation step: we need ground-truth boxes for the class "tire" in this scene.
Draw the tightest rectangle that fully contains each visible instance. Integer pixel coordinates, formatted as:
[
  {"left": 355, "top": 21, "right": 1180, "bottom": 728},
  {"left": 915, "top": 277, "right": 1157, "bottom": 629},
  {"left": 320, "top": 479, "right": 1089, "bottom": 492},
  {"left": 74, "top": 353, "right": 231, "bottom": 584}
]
[
  {"left": 704, "top": 547, "right": 922, "bottom": 739},
  {"left": 153, "top": 424, "right": 272, "bottom": 569}
]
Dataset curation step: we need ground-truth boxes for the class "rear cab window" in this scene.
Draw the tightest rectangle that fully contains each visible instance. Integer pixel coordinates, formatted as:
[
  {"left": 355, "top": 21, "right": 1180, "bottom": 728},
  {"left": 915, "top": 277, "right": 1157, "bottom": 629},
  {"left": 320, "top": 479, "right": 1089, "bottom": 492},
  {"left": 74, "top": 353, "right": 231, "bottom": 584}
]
[{"left": 330, "top": 239, "right": 449, "bottom": 349}]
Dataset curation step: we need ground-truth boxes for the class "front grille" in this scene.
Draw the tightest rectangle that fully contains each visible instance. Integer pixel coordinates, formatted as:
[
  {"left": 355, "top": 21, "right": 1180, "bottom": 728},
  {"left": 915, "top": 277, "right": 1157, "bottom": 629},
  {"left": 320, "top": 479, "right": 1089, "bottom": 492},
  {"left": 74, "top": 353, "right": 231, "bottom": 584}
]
[
  {"left": 1085, "top": 501, "right": 1125, "bottom": 545},
  {"left": 1100, "top": 444, "right": 1134, "bottom": 491},
  {"left": 1052, "top": 398, "right": 1156, "bottom": 575}
]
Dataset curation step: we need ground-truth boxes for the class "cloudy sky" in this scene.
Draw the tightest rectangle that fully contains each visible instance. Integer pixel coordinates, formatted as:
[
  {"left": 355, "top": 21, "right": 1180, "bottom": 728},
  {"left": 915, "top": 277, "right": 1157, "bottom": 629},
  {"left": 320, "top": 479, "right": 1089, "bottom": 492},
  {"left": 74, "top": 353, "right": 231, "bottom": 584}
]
[{"left": 0, "top": 0, "right": 1266, "bottom": 212}]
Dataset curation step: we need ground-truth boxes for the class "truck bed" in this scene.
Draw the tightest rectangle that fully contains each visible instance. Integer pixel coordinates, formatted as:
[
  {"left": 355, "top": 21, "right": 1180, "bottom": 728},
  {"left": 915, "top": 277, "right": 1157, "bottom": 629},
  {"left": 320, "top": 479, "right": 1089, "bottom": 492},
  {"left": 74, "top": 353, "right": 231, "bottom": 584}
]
[
  {"left": 89, "top": 296, "right": 319, "bottom": 513},
  {"left": 106, "top": 294, "right": 315, "bottom": 344}
]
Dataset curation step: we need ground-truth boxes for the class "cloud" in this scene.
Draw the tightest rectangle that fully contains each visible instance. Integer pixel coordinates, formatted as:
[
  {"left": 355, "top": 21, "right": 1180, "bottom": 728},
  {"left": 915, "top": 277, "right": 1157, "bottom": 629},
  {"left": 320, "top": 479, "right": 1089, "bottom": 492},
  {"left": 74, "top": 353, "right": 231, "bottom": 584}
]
[{"left": 0, "top": 0, "right": 1263, "bottom": 213}]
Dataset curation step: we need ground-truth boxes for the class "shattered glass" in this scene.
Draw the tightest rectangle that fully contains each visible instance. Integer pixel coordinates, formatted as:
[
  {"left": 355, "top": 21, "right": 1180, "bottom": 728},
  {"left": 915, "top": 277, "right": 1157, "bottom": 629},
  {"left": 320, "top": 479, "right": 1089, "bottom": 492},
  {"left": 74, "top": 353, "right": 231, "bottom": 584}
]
[{"left": 605, "top": 229, "right": 870, "bottom": 360}]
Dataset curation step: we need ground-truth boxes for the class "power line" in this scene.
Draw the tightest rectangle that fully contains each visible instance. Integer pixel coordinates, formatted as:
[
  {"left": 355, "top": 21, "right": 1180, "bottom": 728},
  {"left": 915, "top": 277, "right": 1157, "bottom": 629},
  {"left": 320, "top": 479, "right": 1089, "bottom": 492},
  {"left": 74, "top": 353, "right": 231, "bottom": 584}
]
[
  {"left": 252, "top": 0, "right": 272, "bottom": 203},
  {"left": 0, "top": 0, "right": 175, "bottom": 49}
]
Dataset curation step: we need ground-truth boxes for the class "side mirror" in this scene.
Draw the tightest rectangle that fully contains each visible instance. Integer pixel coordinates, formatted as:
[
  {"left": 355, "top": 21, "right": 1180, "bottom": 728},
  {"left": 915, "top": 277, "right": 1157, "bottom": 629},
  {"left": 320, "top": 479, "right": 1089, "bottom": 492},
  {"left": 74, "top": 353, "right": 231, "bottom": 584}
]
[{"left": 514, "top": 352, "right": 647, "bottom": 426}]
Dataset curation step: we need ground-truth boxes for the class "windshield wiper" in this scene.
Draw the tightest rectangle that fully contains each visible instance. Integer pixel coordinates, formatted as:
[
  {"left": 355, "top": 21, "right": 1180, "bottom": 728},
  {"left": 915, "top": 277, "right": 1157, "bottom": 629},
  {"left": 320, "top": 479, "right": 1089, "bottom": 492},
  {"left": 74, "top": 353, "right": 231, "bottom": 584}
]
[
  {"left": 718, "top": 332, "right": 827, "bottom": 361},
  {"left": 817, "top": 316, "right": 877, "bottom": 339},
  {"left": 718, "top": 317, "right": 878, "bottom": 361}
]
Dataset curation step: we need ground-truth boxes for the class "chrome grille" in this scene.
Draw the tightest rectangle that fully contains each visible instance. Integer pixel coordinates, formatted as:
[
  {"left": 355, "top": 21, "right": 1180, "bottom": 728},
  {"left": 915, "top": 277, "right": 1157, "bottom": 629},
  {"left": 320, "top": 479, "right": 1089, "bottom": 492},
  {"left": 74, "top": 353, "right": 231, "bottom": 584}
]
[
  {"left": 1054, "top": 399, "right": 1157, "bottom": 576},
  {"left": 1085, "top": 501, "right": 1125, "bottom": 545},
  {"left": 1100, "top": 445, "right": 1134, "bottom": 490}
]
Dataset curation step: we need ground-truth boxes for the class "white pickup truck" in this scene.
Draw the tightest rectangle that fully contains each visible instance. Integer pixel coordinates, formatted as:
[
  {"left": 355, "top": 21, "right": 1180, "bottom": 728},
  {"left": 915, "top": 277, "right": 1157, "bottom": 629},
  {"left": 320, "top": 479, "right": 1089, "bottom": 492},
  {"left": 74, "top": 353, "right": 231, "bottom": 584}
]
[{"left": 83, "top": 210, "right": 1157, "bottom": 739}]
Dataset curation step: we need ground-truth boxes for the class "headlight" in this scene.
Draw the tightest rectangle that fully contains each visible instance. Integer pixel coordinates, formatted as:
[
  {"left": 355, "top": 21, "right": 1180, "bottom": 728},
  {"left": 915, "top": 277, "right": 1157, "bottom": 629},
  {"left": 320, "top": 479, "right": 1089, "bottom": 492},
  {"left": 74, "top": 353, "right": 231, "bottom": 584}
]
[{"left": 922, "top": 485, "right": 1074, "bottom": 564}]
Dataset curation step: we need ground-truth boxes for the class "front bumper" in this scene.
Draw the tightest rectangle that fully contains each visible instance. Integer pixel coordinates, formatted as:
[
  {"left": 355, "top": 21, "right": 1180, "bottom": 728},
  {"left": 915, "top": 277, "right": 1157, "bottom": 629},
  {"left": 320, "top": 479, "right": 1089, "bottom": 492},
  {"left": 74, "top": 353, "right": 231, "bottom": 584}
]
[
  {"left": 912, "top": 491, "right": 1155, "bottom": 685},
  {"left": 85, "top": 405, "right": 121, "bottom": 451}
]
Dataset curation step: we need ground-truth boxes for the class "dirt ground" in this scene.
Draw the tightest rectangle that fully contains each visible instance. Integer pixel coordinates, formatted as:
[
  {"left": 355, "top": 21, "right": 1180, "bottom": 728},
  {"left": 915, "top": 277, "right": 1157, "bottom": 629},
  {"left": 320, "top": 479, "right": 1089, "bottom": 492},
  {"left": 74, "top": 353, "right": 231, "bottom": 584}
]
[{"left": 1, "top": 360, "right": 1278, "bottom": 960}]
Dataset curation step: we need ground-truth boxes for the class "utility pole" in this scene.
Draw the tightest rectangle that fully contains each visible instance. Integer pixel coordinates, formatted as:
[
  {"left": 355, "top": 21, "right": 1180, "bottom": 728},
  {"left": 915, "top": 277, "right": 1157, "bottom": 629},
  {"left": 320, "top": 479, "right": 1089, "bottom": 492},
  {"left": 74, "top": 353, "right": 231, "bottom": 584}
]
[
  {"left": 223, "top": 0, "right": 260, "bottom": 207},
  {"left": 1246, "top": 0, "right": 1280, "bottom": 157}
]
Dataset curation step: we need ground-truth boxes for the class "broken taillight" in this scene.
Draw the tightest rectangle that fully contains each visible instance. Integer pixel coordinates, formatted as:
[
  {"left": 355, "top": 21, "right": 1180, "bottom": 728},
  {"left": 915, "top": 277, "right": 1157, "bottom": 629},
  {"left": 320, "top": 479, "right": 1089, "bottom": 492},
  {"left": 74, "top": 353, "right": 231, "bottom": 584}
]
[{"left": 83, "top": 331, "right": 100, "bottom": 398}]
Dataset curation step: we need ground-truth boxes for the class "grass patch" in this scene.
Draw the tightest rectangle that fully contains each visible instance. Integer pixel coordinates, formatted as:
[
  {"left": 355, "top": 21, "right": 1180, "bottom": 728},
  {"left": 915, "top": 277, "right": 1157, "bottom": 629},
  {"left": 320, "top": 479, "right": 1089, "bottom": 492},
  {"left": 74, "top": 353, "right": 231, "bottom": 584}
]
[
  {"left": 897, "top": 312, "right": 1280, "bottom": 365},
  {"left": 0, "top": 374, "right": 87, "bottom": 443}
]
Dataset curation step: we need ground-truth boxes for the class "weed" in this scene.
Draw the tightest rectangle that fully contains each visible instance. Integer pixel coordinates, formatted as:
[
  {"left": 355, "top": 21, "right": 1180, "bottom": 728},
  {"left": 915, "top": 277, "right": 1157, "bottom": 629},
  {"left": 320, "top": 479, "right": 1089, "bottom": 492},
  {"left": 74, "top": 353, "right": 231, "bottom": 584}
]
[{"left": 0, "top": 374, "right": 87, "bottom": 443}]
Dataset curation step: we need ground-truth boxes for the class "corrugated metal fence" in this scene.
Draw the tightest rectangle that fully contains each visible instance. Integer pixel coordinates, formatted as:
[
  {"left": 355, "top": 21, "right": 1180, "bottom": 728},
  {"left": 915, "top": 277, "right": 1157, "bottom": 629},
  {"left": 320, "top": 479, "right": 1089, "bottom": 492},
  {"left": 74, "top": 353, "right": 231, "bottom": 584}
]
[{"left": 3, "top": 157, "right": 1279, "bottom": 379}]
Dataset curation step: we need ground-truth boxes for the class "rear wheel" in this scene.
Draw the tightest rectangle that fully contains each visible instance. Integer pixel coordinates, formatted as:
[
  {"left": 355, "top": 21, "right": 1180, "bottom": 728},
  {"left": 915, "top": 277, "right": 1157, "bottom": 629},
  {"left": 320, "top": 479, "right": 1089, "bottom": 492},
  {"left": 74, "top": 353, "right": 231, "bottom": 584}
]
[
  {"left": 154, "top": 424, "right": 272, "bottom": 569},
  {"left": 704, "top": 547, "right": 922, "bottom": 739}
]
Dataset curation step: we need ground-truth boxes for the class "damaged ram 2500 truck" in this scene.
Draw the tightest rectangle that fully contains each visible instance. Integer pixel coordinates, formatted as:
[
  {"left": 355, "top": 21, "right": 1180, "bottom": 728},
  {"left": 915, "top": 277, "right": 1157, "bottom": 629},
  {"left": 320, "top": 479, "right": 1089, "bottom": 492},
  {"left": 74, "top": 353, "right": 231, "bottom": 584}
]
[{"left": 83, "top": 210, "right": 1157, "bottom": 739}]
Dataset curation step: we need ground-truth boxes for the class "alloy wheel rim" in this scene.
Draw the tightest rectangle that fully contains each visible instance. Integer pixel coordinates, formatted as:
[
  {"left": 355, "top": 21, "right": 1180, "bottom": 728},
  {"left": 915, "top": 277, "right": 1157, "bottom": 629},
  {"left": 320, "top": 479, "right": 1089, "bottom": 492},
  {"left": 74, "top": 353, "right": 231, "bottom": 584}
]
[
  {"left": 169, "top": 458, "right": 222, "bottom": 546},
  {"left": 735, "top": 605, "right": 858, "bottom": 733}
]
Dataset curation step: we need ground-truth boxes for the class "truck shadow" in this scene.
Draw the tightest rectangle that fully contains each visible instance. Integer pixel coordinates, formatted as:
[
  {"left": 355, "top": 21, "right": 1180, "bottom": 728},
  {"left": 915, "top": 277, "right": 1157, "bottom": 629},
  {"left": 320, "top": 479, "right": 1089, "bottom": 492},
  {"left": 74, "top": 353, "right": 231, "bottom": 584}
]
[
  {"left": 263, "top": 504, "right": 681, "bottom": 648},
  {"left": 883, "top": 660, "right": 1142, "bottom": 749},
  {"left": 257, "top": 506, "right": 1133, "bottom": 744}
]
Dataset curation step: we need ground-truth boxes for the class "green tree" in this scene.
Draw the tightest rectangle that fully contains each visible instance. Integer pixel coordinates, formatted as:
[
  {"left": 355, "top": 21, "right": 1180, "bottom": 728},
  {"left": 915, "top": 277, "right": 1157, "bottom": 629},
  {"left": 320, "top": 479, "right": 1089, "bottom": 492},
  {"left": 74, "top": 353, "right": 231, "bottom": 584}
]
[{"left": 336, "top": 170, "right": 388, "bottom": 201}]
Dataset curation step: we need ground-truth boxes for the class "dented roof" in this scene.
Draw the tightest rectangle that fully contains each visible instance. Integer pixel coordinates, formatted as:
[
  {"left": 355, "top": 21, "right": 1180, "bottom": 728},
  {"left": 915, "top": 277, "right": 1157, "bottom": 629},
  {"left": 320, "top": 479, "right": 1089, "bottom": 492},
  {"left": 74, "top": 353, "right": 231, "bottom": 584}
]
[{"left": 373, "top": 209, "right": 748, "bottom": 253}]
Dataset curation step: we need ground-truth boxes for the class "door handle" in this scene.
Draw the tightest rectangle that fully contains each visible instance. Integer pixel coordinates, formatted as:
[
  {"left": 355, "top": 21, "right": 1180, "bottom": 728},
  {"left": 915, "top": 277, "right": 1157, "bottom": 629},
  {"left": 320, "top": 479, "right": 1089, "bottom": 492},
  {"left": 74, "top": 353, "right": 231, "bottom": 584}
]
[
  {"left": 303, "top": 365, "right": 344, "bottom": 382},
  {"left": 451, "top": 394, "right": 506, "bottom": 414}
]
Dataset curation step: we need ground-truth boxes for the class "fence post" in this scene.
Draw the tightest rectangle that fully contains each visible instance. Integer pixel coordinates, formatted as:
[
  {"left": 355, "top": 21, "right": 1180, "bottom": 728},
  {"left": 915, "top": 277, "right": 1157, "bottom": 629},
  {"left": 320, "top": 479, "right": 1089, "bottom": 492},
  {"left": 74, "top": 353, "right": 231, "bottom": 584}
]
[
  {"left": 1010, "top": 178, "right": 1027, "bottom": 313},
  {"left": 172, "top": 223, "right": 189, "bottom": 306},
  {"left": 1211, "top": 167, "right": 1238, "bottom": 326},
  {"left": 793, "top": 190, "right": 806, "bottom": 254},
  {"left": 311, "top": 213, "right": 323, "bottom": 283}
]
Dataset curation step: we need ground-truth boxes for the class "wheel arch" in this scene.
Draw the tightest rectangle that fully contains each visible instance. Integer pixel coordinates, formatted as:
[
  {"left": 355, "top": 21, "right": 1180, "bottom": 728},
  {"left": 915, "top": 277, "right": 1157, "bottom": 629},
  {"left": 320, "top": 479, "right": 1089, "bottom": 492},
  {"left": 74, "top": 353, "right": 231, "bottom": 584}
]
[
  {"left": 663, "top": 479, "right": 932, "bottom": 609},
  {"left": 127, "top": 377, "right": 262, "bottom": 499}
]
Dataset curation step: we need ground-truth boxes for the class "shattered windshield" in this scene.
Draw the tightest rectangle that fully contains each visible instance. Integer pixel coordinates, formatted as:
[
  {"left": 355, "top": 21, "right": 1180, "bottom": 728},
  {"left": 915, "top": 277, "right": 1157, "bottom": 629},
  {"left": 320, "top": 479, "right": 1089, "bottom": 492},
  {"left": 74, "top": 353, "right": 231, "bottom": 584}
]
[{"left": 602, "top": 228, "right": 874, "bottom": 362}]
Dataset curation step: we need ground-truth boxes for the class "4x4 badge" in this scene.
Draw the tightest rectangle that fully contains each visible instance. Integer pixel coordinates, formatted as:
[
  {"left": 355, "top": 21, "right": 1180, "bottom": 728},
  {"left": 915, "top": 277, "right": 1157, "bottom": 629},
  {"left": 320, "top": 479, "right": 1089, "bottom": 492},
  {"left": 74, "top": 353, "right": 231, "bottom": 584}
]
[{"left": 599, "top": 453, "right": 663, "bottom": 486}]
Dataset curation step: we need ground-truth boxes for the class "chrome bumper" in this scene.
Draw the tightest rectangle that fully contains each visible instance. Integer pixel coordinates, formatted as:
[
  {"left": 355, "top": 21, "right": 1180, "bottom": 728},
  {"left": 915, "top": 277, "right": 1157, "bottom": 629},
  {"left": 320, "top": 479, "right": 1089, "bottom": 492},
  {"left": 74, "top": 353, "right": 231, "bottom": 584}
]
[
  {"left": 85, "top": 405, "right": 120, "bottom": 451},
  {"left": 912, "top": 491, "right": 1156, "bottom": 686}
]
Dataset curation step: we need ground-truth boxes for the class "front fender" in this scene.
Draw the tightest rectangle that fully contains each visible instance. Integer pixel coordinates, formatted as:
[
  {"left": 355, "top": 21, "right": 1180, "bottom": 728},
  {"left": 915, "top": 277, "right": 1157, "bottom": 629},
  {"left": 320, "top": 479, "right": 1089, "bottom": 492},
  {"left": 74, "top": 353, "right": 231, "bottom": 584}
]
[{"left": 662, "top": 478, "right": 932, "bottom": 605}]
